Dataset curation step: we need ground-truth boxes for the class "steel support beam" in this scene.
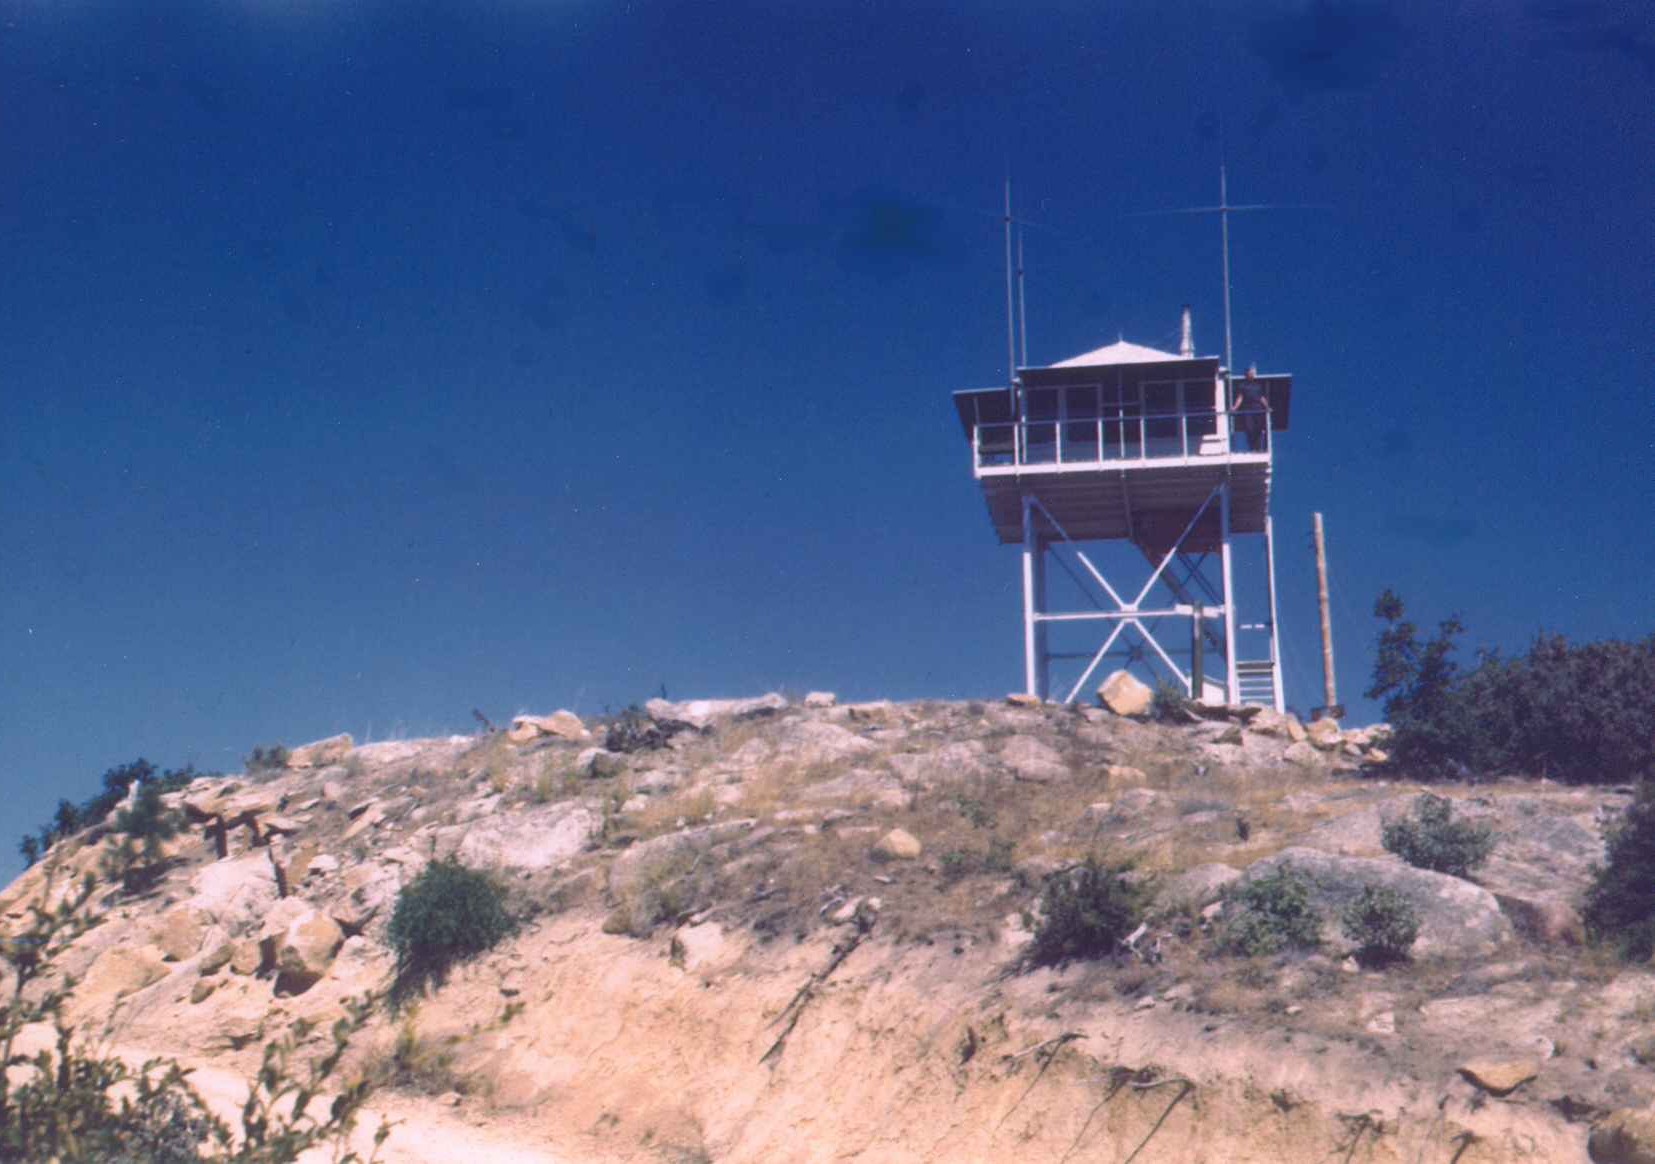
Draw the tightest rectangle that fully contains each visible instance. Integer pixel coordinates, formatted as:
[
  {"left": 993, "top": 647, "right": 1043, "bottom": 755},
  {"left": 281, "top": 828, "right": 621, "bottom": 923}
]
[{"left": 1219, "top": 482, "right": 1240, "bottom": 705}]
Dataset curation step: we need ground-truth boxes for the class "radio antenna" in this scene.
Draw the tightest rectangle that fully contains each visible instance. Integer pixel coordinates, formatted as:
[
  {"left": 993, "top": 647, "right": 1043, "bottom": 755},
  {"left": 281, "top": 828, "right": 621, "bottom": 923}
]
[
  {"left": 1016, "top": 225, "right": 1028, "bottom": 368},
  {"left": 1127, "top": 168, "right": 1327, "bottom": 386},
  {"left": 1003, "top": 177, "right": 1017, "bottom": 391}
]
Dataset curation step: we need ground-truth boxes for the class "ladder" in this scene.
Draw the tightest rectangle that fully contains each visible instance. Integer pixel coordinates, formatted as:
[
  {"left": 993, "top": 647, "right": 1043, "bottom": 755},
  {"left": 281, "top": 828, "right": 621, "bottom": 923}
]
[{"left": 1234, "top": 659, "right": 1280, "bottom": 708}]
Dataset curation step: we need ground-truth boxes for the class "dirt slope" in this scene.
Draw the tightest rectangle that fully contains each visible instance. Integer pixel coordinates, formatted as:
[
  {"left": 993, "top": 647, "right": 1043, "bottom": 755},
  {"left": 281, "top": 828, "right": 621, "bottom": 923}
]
[{"left": 4, "top": 695, "right": 1649, "bottom": 1162}]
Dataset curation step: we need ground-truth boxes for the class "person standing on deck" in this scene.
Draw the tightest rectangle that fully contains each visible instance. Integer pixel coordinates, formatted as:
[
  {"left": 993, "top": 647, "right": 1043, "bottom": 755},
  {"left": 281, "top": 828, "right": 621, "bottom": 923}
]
[{"left": 1232, "top": 365, "right": 1269, "bottom": 452}]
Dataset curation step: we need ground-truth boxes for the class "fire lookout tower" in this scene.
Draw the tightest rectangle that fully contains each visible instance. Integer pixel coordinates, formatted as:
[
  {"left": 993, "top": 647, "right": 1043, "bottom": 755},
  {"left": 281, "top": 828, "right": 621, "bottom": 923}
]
[{"left": 953, "top": 309, "right": 1292, "bottom": 709}]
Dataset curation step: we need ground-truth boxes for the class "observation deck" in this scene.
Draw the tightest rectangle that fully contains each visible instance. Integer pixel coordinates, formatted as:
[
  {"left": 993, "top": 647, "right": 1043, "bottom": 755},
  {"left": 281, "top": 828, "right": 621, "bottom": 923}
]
[{"left": 953, "top": 342, "right": 1290, "bottom": 557}]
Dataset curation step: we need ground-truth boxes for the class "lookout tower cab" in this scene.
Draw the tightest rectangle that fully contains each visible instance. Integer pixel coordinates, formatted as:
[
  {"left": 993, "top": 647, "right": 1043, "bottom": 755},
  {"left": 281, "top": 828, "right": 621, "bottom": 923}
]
[{"left": 954, "top": 317, "right": 1292, "bottom": 709}]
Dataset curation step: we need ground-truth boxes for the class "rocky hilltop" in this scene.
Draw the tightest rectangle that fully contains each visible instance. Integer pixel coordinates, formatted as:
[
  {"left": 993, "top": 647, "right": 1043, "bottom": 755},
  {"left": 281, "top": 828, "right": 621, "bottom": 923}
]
[{"left": 5, "top": 690, "right": 1655, "bottom": 1162}]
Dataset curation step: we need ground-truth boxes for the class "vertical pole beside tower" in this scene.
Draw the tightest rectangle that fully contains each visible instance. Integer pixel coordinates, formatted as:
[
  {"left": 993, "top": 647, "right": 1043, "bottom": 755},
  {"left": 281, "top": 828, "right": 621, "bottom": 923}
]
[
  {"left": 1219, "top": 483, "right": 1239, "bottom": 705},
  {"left": 1313, "top": 512, "right": 1340, "bottom": 719}
]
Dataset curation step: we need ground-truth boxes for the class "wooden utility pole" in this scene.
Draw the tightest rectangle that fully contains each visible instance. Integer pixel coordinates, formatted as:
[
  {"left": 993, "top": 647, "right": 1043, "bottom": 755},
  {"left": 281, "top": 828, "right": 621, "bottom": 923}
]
[{"left": 1312, "top": 512, "right": 1343, "bottom": 720}]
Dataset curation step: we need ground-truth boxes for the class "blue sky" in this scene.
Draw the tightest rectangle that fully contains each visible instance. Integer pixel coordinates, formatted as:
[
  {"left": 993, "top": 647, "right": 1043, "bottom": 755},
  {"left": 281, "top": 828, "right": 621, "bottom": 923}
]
[{"left": 2, "top": 0, "right": 1652, "bottom": 873}]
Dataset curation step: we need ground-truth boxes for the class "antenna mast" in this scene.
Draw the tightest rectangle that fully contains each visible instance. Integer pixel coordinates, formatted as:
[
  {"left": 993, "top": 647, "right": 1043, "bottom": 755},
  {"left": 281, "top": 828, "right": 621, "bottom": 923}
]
[
  {"left": 1003, "top": 178, "right": 1017, "bottom": 390},
  {"left": 1016, "top": 227, "right": 1029, "bottom": 368},
  {"left": 1220, "top": 164, "right": 1235, "bottom": 387}
]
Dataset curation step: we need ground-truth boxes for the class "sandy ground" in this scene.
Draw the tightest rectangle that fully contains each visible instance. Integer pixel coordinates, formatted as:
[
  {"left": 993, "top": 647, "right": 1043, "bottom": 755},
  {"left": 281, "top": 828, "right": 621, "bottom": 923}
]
[{"left": 116, "top": 1043, "right": 564, "bottom": 1164}]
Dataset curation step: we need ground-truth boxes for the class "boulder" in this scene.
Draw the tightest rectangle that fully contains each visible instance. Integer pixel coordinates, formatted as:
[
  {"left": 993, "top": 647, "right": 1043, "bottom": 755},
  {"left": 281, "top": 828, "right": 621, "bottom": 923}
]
[
  {"left": 1111, "top": 788, "right": 1171, "bottom": 819},
  {"left": 507, "top": 710, "right": 589, "bottom": 744},
  {"left": 873, "top": 828, "right": 923, "bottom": 861},
  {"left": 329, "top": 866, "right": 400, "bottom": 934},
  {"left": 273, "top": 909, "right": 345, "bottom": 995},
  {"left": 798, "top": 769, "right": 911, "bottom": 810},
  {"left": 229, "top": 939, "right": 264, "bottom": 976},
  {"left": 1098, "top": 670, "right": 1153, "bottom": 717},
  {"left": 1306, "top": 718, "right": 1343, "bottom": 751},
  {"left": 886, "top": 741, "right": 991, "bottom": 789},
  {"left": 1157, "top": 864, "right": 1242, "bottom": 912},
  {"left": 1458, "top": 1058, "right": 1540, "bottom": 1097},
  {"left": 199, "top": 939, "right": 234, "bottom": 975},
  {"left": 1283, "top": 741, "right": 1322, "bottom": 767},
  {"left": 288, "top": 733, "right": 354, "bottom": 769},
  {"left": 70, "top": 945, "right": 168, "bottom": 1022},
  {"left": 1005, "top": 693, "right": 1042, "bottom": 708},
  {"left": 1246, "top": 708, "right": 1294, "bottom": 738},
  {"left": 775, "top": 721, "right": 878, "bottom": 766},
  {"left": 189, "top": 853, "right": 278, "bottom": 929},
  {"left": 577, "top": 748, "right": 626, "bottom": 779},
  {"left": 999, "top": 736, "right": 1071, "bottom": 783},
  {"left": 342, "top": 805, "right": 384, "bottom": 841},
  {"left": 153, "top": 905, "right": 210, "bottom": 962},
  {"left": 803, "top": 691, "right": 838, "bottom": 708},
  {"left": 646, "top": 694, "right": 787, "bottom": 731},
  {"left": 608, "top": 820, "right": 756, "bottom": 903},
  {"left": 1240, "top": 846, "right": 1513, "bottom": 959},
  {"left": 1591, "top": 1108, "right": 1655, "bottom": 1163},
  {"left": 1103, "top": 765, "right": 1149, "bottom": 790},
  {"left": 456, "top": 802, "right": 598, "bottom": 871}
]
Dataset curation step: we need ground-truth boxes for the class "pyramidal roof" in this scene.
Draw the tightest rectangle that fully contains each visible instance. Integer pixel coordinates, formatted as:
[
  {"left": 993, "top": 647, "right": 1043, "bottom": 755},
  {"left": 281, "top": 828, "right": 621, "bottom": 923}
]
[{"left": 1048, "top": 338, "right": 1183, "bottom": 368}]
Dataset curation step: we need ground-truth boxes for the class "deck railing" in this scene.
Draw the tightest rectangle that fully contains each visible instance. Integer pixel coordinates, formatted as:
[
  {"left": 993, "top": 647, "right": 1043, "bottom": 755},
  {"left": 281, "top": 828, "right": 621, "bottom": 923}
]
[{"left": 973, "top": 409, "right": 1269, "bottom": 470}]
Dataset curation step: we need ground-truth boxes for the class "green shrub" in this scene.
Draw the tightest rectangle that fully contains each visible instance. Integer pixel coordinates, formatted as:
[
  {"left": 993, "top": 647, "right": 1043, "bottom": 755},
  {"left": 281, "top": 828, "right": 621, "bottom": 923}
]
[
  {"left": 603, "top": 705, "right": 686, "bottom": 754},
  {"left": 103, "top": 779, "right": 183, "bottom": 894},
  {"left": 18, "top": 759, "right": 203, "bottom": 870},
  {"left": 1150, "top": 682, "right": 1192, "bottom": 724},
  {"left": 1367, "top": 590, "right": 1655, "bottom": 783},
  {"left": 1381, "top": 794, "right": 1494, "bottom": 879},
  {"left": 938, "top": 838, "right": 1015, "bottom": 885},
  {"left": 246, "top": 745, "right": 290, "bottom": 773},
  {"left": 1, "top": 870, "right": 384, "bottom": 1162},
  {"left": 1221, "top": 864, "right": 1322, "bottom": 957},
  {"left": 388, "top": 859, "right": 514, "bottom": 999},
  {"left": 1341, "top": 886, "right": 1420, "bottom": 967},
  {"left": 1584, "top": 780, "right": 1655, "bottom": 959},
  {"left": 950, "top": 794, "right": 995, "bottom": 830},
  {"left": 1026, "top": 857, "right": 1146, "bottom": 967}
]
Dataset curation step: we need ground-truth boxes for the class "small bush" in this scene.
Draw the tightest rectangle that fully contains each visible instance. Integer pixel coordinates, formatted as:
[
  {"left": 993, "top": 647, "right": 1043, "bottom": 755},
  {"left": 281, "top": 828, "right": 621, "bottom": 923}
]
[
  {"left": 603, "top": 846, "right": 714, "bottom": 937},
  {"left": 1381, "top": 794, "right": 1494, "bottom": 879},
  {"left": 246, "top": 745, "right": 290, "bottom": 773},
  {"left": 1150, "top": 682, "right": 1192, "bottom": 724},
  {"left": 1221, "top": 864, "right": 1322, "bottom": 957},
  {"left": 388, "top": 859, "right": 514, "bottom": 999},
  {"left": 938, "top": 838, "right": 1015, "bottom": 885},
  {"left": 1, "top": 871, "right": 383, "bottom": 1162},
  {"left": 1026, "top": 857, "right": 1146, "bottom": 968},
  {"left": 1584, "top": 780, "right": 1655, "bottom": 959},
  {"left": 369, "top": 1010, "right": 465, "bottom": 1097},
  {"left": 950, "top": 794, "right": 995, "bottom": 830},
  {"left": 103, "top": 779, "right": 182, "bottom": 894},
  {"left": 604, "top": 705, "right": 686, "bottom": 754},
  {"left": 1341, "top": 886, "right": 1420, "bottom": 967}
]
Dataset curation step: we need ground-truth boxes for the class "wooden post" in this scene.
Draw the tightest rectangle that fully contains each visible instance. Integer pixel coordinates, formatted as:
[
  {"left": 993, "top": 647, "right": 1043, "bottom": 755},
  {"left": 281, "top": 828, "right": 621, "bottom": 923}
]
[
  {"left": 1312, "top": 512, "right": 1343, "bottom": 720},
  {"left": 1191, "top": 602, "right": 1205, "bottom": 702}
]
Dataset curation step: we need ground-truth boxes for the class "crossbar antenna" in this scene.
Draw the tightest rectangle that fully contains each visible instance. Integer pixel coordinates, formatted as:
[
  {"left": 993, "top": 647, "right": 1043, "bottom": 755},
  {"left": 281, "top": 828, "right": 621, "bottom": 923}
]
[
  {"left": 1016, "top": 226, "right": 1029, "bottom": 368},
  {"left": 1003, "top": 177, "right": 1017, "bottom": 394},
  {"left": 1126, "top": 171, "right": 1326, "bottom": 385}
]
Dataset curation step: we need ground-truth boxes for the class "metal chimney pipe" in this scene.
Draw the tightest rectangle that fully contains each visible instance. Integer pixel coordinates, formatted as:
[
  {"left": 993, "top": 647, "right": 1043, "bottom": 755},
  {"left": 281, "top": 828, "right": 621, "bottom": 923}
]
[{"left": 1179, "top": 305, "right": 1194, "bottom": 357}]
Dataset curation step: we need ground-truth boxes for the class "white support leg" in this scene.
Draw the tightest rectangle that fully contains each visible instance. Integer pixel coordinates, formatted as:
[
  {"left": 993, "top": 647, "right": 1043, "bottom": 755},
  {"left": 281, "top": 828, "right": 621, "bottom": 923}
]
[
  {"left": 1021, "top": 496, "right": 1046, "bottom": 699},
  {"left": 1264, "top": 514, "right": 1285, "bottom": 713},
  {"left": 1220, "top": 483, "right": 1240, "bottom": 705}
]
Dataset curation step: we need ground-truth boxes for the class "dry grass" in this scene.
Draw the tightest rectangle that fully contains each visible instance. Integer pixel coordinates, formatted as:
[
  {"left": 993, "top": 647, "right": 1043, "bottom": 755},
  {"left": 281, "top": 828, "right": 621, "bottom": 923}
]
[
  {"left": 626, "top": 787, "right": 717, "bottom": 839},
  {"left": 364, "top": 1008, "right": 467, "bottom": 1097}
]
